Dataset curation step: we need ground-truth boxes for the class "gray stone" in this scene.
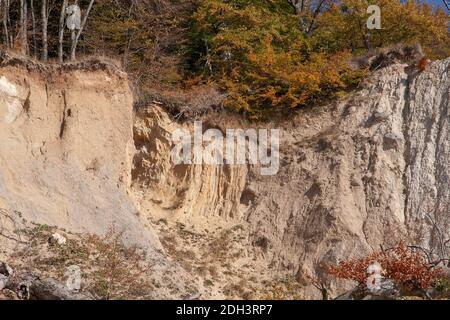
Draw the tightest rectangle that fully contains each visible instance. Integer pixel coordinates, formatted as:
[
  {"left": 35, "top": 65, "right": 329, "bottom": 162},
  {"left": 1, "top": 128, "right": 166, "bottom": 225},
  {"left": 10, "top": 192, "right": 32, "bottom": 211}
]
[
  {"left": 0, "top": 262, "right": 13, "bottom": 277},
  {"left": 0, "top": 274, "right": 8, "bottom": 290},
  {"left": 49, "top": 233, "right": 67, "bottom": 246},
  {"left": 65, "top": 265, "right": 82, "bottom": 291}
]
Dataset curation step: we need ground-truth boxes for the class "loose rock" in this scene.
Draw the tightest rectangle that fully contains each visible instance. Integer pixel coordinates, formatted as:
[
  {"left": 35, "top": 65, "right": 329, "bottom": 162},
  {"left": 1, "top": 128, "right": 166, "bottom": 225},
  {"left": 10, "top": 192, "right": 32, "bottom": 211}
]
[
  {"left": 50, "top": 233, "right": 67, "bottom": 246},
  {"left": 0, "top": 274, "right": 8, "bottom": 290},
  {"left": 0, "top": 262, "right": 13, "bottom": 276},
  {"left": 65, "top": 265, "right": 82, "bottom": 291}
]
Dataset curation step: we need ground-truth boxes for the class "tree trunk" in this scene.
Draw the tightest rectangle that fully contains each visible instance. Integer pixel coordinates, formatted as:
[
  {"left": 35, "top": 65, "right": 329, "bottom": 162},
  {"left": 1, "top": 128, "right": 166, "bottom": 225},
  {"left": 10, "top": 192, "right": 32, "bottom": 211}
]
[
  {"left": 19, "top": 0, "right": 23, "bottom": 49},
  {"left": 30, "top": 0, "right": 37, "bottom": 58},
  {"left": 306, "top": 0, "right": 325, "bottom": 35},
  {"left": 41, "top": 0, "right": 48, "bottom": 61},
  {"left": 58, "top": 0, "right": 68, "bottom": 63},
  {"left": 2, "top": 0, "right": 10, "bottom": 48},
  {"left": 122, "top": 2, "right": 134, "bottom": 68},
  {"left": 70, "top": 0, "right": 95, "bottom": 61},
  {"left": 289, "top": 0, "right": 306, "bottom": 14},
  {"left": 7, "top": 0, "right": 12, "bottom": 46},
  {"left": 5, "top": 273, "right": 94, "bottom": 300},
  {"left": 23, "top": 0, "right": 28, "bottom": 54},
  {"left": 17, "top": 0, "right": 29, "bottom": 54}
]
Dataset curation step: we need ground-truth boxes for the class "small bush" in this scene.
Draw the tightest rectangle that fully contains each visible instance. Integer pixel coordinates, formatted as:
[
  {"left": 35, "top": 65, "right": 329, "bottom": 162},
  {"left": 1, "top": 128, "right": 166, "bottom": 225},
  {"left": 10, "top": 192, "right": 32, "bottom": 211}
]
[
  {"left": 325, "top": 243, "right": 444, "bottom": 293},
  {"left": 13, "top": 225, "right": 153, "bottom": 300},
  {"left": 435, "top": 277, "right": 450, "bottom": 297},
  {"left": 87, "top": 230, "right": 153, "bottom": 300}
]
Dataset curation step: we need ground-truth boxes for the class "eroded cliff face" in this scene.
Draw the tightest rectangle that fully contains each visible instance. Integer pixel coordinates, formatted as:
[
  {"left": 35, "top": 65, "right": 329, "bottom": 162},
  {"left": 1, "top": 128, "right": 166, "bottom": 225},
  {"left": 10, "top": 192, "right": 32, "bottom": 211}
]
[
  {"left": 0, "top": 53, "right": 177, "bottom": 268},
  {"left": 132, "top": 59, "right": 449, "bottom": 298},
  {"left": 1, "top": 51, "right": 448, "bottom": 299},
  {"left": 0, "top": 53, "right": 198, "bottom": 299}
]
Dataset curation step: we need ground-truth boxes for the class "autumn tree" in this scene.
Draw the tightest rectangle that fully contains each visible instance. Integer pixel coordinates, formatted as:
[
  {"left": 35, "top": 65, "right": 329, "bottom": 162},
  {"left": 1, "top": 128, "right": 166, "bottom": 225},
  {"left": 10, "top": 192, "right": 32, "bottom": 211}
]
[
  {"left": 0, "top": 0, "right": 448, "bottom": 118},
  {"left": 184, "top": 0, "right": 449, "bottom": 118},
  {"left": 186, "top": 0, "right": 364, "bottom": 119},
  {"left": 312, "top": 0, "right": 450, "bottom": 58},
  {"left": 289, "top": 0, "right": 335, "bottom": 35},
  {"left": 85, "top": 0, "right": 194, "bottom": 87}
]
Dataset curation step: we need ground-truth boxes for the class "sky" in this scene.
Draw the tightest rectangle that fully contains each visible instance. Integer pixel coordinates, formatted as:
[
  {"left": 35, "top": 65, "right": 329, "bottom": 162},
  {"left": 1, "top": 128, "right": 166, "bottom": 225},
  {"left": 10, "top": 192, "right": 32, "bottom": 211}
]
[
  {"left": 423, "top": 0, "right": 450, "bottom": 12},
  {"left": 400, "top": 0, "right": 449, "bottom": 12}
]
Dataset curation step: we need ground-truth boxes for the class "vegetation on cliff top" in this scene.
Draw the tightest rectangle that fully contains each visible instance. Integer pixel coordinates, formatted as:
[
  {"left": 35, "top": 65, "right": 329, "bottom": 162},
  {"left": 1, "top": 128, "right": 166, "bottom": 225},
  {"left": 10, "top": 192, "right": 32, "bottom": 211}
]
[
  {"left": 186, "top": 0, "right": 449, "bottom": 118},
  {"left": 0, "top": 0, "right": 449, "bottom": 118}
]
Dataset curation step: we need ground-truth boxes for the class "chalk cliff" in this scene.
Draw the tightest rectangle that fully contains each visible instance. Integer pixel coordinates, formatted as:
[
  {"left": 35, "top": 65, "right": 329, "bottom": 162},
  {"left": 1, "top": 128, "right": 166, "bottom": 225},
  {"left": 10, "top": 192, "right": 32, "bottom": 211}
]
[
  {"left": 1, "top": 51, "right": 448, "bottom": 298},
  {"left": 132, "top": 58, "right": 449, "bottom": 298}
]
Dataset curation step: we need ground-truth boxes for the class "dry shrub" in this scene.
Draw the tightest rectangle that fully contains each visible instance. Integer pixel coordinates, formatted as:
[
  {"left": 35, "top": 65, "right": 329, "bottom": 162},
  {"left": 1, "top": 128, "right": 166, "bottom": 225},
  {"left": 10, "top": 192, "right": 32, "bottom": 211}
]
[
  {"left": 325, "top": 243, "right": 444, "bottom": 292},
  {"left": 87, "top": 230, "right": 153, "bottom": 300},
  {"left": 10, "top": 223, "right": 154, "bottom": 300},
  {"left": 166, "top": 86, "right": 226, "bottom": 119},
  {"left": 136, "top": 85, "right": 226, "bottom": 120},
  {"left": 258, "top": 276, "right": 304, "bottom": 300}
]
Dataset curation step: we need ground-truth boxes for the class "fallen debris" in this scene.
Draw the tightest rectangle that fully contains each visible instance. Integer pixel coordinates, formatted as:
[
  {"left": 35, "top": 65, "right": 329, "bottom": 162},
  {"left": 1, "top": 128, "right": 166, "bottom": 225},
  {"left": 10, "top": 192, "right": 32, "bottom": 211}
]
[
  {"left": 0, "top": 274, "right": 8, "bottom": 290},
  {"left": 2, "top": 272, "right": 94, "bottom": 300},
  {"left": 0, "top": 262, "right": 14, "bottom": 276},
  {"left": 49, "top": 233, "right": 67, "bottom": 246},
  {"left": 65, "top": 265, "right": 82, "bottom": 292}
]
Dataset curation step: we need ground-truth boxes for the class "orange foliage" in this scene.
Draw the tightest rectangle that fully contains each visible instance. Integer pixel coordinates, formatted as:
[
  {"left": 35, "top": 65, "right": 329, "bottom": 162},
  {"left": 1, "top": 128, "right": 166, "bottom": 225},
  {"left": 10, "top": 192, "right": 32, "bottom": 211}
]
[
  {"left": 325, "top": 243, "right": 444, "bottom": 291},
  {"left": 417, "top": 57, "right": 429, "bottom": 71}
]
